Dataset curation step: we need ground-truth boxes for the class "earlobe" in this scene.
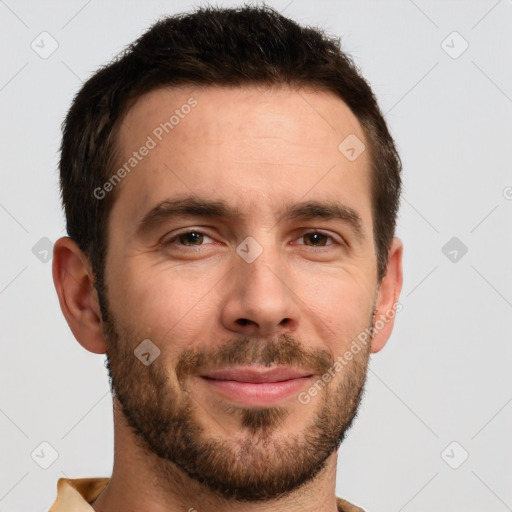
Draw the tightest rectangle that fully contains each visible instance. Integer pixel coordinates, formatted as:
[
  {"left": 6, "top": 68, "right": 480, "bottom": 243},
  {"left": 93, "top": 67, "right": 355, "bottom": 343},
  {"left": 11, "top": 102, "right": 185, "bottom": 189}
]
[
  {"left": 52, "top": 237, "right": 107, "bottom": 354},
  {"left": 370, "top": 237, "right": 403, "bottom": 354}
]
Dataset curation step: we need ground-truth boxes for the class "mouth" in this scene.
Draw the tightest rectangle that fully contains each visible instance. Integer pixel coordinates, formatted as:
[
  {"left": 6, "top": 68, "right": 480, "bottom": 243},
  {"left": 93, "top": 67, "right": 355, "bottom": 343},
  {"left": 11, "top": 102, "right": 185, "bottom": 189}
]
[{"left": 198, "top": 366, "right": 314, "bottom": 406}]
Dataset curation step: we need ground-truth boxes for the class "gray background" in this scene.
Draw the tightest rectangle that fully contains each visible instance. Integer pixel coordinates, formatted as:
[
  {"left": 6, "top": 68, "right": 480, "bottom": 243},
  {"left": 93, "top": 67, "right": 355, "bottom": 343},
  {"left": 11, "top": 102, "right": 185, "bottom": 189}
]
[{"left": 1, "top": 0, "right": 511, "bottom": 510}]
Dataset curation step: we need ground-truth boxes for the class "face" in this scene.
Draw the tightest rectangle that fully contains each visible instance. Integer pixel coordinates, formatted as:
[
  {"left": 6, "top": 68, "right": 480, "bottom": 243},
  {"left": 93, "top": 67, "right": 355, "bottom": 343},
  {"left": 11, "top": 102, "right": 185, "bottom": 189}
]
[{"left": 100, "top": 85, "right": 381, "bottom": 501}]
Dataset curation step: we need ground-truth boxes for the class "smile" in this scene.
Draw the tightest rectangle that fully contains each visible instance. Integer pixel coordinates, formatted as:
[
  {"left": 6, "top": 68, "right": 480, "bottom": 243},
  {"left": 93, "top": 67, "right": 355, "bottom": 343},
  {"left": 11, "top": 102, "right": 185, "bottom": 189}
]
[{"left": 199, "top": 366, "right": 314, "bottom": 406}]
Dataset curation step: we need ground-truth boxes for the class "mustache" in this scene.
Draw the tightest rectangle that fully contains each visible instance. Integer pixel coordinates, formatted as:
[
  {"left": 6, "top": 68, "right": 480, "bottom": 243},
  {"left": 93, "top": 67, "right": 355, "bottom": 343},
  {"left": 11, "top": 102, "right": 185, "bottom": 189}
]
[{"left": 175, "top": 333, "right": 334, "bottom": 382}]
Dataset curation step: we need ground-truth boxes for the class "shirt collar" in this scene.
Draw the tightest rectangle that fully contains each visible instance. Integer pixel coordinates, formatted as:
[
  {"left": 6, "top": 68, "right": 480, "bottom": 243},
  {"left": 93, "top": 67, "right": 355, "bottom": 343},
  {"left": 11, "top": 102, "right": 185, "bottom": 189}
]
[{"left": 49, "top": 477, "right": 364, "bottom": 511}]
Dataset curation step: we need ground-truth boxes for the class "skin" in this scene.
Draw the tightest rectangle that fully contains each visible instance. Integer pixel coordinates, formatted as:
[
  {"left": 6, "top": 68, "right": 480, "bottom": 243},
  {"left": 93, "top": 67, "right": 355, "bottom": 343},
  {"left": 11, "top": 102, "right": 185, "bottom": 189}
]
[{"left": 53, "top": 84, "right": 403, "bottom": 512}]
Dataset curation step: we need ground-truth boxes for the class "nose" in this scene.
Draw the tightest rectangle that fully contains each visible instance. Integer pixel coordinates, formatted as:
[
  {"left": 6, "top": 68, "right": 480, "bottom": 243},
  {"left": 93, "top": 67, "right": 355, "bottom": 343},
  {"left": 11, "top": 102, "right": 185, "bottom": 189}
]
[{"left": 220, "top": 251, "right": 300, "bottom": 338}]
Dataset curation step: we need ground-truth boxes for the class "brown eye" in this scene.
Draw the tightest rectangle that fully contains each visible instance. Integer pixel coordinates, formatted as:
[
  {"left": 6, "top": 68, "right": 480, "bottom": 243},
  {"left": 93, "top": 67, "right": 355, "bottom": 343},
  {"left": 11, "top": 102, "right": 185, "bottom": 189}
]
[
  {"left": 178, "top": 232, "right": 204, "bottom": 245},
  {"left": 303, "top": 232, "right": 330, "bottom": 246}
]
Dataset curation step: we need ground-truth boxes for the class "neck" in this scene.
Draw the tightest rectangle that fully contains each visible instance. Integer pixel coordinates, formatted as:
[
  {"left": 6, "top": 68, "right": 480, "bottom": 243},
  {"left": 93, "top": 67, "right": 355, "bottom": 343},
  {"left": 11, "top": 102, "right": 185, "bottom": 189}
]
[{"left": 90, "top": 399, "right": 340, "bottom": 512}]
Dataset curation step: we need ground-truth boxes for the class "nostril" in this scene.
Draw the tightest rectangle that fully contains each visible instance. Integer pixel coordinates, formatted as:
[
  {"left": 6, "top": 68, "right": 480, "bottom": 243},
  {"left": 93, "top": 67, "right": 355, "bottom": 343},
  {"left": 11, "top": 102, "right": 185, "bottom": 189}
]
[
  {"left": 237, "top": 318, "right": 250, "bottom": 326},
  {"left": 279, "top": 318, "right": 290, "bottom": 325}
]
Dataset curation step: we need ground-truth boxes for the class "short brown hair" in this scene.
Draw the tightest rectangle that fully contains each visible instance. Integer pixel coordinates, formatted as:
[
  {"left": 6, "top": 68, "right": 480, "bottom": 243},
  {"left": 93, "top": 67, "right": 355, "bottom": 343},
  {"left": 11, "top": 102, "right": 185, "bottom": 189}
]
[{"left": 59, "top": 4, "right": 401, "bottom": 294}]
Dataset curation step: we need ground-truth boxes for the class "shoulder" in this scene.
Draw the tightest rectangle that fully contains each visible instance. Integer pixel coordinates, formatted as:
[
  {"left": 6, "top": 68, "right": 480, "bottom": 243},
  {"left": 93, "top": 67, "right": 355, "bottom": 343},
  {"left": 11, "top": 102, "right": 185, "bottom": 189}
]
[{"left": 336, "top": 496, "right": 366, "bottom": 512}]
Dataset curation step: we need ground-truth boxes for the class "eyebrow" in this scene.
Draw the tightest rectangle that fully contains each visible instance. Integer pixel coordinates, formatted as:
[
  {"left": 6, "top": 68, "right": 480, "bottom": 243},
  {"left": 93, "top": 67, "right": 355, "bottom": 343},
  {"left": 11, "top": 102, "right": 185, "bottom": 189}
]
[
  {"left": 282, "top": 200, "right": 365, "bottom": 240},
  {"left": 136, "top": 197, "right": 242, "bottom": 237},
  {"left": 135, "top": 196, "right": 365, "bottom": 240}
]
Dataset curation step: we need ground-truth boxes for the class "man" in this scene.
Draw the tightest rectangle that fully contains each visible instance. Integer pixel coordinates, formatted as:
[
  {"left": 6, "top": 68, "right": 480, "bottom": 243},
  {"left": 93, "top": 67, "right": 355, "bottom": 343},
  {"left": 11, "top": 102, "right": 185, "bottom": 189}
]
[{"left": 50, "top": 4, "right": 403, "bottom": 512}]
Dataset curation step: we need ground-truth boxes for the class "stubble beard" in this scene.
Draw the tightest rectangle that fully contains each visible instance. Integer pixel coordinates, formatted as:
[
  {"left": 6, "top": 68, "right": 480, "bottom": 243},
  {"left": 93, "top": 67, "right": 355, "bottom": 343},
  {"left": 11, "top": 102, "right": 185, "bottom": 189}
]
[{"left": 99, "top": 295, "right": 372, "bottom": 502}]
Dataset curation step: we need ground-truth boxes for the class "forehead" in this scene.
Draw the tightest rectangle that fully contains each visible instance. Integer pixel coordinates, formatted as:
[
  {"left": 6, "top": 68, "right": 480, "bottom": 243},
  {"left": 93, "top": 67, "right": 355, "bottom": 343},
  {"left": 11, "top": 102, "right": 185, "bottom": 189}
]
[{"left": 112, "top": 84, "right": 372, "bottom": 227}]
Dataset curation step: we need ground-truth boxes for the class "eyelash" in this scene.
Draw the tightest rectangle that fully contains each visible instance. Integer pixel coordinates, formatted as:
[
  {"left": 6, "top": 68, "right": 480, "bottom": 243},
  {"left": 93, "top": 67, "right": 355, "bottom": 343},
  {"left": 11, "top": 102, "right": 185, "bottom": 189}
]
[{"left": 163, "top": 229, "right": 340, "bottom": 249}]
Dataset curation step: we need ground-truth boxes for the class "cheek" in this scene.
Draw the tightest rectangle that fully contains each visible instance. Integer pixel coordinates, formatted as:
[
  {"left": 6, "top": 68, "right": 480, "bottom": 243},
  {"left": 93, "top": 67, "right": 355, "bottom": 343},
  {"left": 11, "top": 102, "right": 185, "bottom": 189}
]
[
  {"left": 108, "top": 261, "right": 222, "bottom": 351},
  {"left": 299, "top": 273, "right": 374, "bottom": 351}
]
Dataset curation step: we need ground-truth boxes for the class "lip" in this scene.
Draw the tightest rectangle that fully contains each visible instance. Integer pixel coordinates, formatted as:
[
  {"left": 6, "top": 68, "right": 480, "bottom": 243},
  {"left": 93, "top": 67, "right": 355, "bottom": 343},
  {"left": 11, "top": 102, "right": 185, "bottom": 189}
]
[{"left": 199, "top": 366, "right": 314, "bottom": 406}]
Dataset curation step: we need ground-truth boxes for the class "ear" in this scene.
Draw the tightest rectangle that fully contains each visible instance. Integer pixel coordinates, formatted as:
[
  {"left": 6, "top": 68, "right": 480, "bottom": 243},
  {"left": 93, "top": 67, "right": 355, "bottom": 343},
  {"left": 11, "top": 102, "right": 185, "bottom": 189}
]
[
  {"left": 52, "top": 236, "right": 107, "bottom": 354},
  {"left": 370, "top": 237, "right": 403, "bottom": 354}
]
